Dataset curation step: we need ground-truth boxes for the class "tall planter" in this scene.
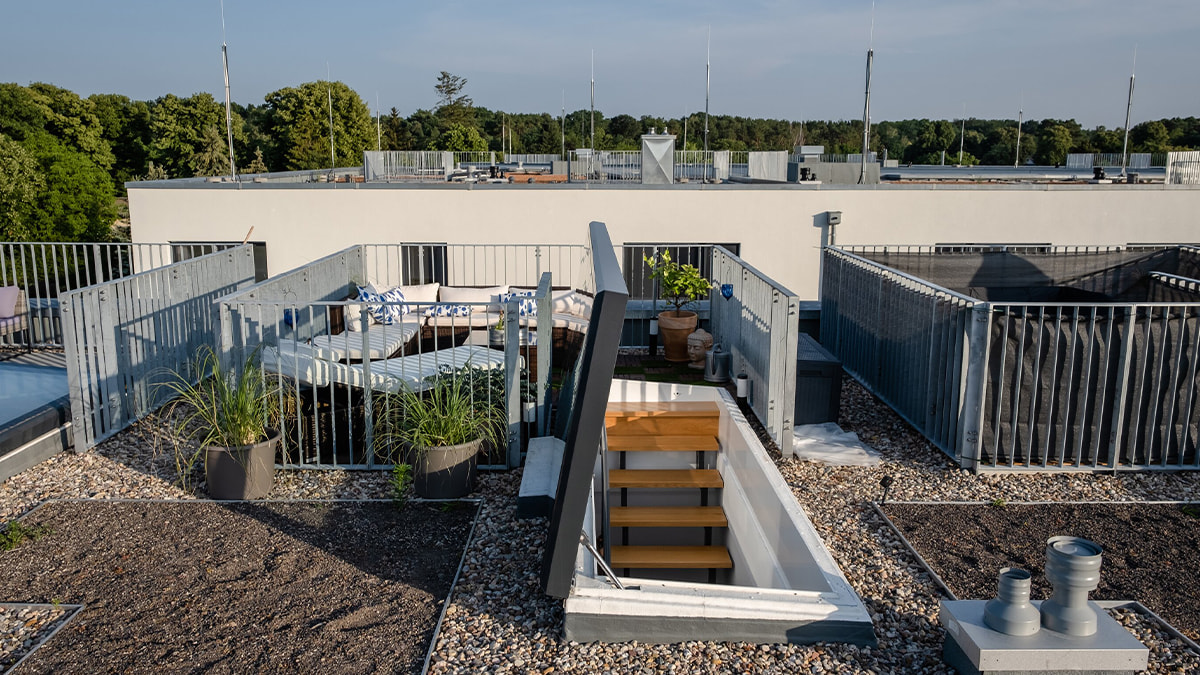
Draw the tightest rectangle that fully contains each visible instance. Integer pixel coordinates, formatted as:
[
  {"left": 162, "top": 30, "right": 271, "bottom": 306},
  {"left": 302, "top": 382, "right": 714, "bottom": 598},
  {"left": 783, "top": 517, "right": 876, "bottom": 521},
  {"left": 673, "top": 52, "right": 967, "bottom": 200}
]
[
  {"left": 205, "top": 429, "right": 279, "bottom": 500},
  {"left": 658, "top": 310, "right": 699, "bottom": 363},
  {"left": 413, "top": 437, "right": 482, "bottom": 499}
]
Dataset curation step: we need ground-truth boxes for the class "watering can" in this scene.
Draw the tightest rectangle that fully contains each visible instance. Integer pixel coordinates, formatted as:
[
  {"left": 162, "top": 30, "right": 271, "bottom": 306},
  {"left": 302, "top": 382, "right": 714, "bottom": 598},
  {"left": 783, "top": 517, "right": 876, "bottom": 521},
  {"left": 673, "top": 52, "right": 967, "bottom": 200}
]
[{"left": 704, "top": 343, "right": 731, "bottom": 383}]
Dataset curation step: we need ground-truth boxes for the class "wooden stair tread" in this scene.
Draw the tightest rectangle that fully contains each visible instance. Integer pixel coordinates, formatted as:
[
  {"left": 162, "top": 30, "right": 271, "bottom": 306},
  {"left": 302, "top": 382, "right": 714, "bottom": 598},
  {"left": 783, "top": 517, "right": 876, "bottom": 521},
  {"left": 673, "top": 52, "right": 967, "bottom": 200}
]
[
  {"left": 607, "top": 435, "right": 719, "bottom": 452},
  {"left": 610, "top": 506, "right": 728, "bottom": 528},
  {"left": 608, "top": 469, "right": 723, "bottom": 489},
  {"left": 605, "top": 402, "right": 720, "bottom": 418},
  {"left": 610, "top": 545, "right": 733, "bottom": 569}
]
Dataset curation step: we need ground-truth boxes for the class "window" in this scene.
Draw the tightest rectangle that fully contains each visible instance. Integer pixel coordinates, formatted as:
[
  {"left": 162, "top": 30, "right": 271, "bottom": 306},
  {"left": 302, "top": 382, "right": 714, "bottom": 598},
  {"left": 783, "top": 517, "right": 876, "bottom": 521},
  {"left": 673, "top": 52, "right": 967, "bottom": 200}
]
[{"left": 172, "top": 241, "right": 268, "bottom": 282}]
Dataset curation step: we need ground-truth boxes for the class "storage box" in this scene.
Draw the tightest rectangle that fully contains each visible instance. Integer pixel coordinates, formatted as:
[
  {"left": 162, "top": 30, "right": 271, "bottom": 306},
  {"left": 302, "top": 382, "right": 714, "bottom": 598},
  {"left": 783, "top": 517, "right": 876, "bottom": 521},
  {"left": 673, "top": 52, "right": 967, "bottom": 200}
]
[{"left": 795, "top": 334, "right": 842, "bottom": 425}]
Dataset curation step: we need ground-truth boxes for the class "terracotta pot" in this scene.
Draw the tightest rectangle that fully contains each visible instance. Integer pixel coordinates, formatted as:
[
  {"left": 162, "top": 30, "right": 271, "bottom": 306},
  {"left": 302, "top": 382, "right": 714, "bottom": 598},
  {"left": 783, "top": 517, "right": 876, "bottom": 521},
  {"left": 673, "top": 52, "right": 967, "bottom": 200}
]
[
  {"left": 412, "top": 437, "right": 482, "bottom": 499},
  {"left": 658, "top": 310, "right": 699, "bottom": 363},
  {"left": 205, "top": 429, "right": 279, "bottom": 500}
]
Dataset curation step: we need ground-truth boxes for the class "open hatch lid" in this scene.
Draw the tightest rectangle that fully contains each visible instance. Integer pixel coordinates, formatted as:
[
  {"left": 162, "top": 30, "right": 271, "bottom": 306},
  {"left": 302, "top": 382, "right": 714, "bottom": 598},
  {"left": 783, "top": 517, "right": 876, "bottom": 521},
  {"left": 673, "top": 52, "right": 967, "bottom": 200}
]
[{"left": 540, "top": 221, "right": 629, "bottom": 598}]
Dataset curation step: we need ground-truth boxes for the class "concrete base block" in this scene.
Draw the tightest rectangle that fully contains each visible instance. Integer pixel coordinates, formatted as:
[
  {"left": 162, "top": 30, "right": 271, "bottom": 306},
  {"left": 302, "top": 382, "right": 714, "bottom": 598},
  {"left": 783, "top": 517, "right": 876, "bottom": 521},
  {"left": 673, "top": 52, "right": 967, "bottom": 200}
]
[
  {"left": 517, "top": 436, "right": 564, "bottom": 519},
  {"left": 940, "top": 600, "right": 1148, "bottom": 675}
]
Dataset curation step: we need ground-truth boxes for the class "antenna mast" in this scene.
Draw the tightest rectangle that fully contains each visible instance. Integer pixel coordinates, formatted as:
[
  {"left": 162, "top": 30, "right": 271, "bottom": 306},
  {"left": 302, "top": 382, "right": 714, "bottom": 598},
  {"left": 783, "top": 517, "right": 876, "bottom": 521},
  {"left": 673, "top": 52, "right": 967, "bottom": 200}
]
[
  {"left": 1014, "top": 107, "right": 1023, "bottom": 167},
  {"left": 375, "top": 92, "right": 381, "bottom": 151},
  {"left": 859, "top": 4, "right": 874, "bottom": 185},
  {"left": 561, "top": 91, "right": 566, "bottom": 160},
  {"left": 326, "top": 64, "right": 336, "bottom": 175},
  {"left": 1121, "top": 47, "right": 1137, "bottom": 177},
  {"left": 704, "top": 27, "right": 710, "bottom": 179},
  {"left": 590, "top": 50, "right": 595, "bottom": 161},
  {"left": 220, "top": 0, "right": 236, "bottom": 180},
  {"left": 958, "top": 103, "right": 966, "bottom": 166}
]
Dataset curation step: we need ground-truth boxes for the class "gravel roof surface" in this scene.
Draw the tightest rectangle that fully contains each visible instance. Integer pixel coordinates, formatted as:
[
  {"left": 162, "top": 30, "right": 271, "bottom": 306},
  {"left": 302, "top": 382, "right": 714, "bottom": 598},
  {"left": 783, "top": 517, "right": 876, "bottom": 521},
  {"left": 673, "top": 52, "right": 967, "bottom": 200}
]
[{"left": 2, "top": 375, "right": 1199, "bottom": 673}]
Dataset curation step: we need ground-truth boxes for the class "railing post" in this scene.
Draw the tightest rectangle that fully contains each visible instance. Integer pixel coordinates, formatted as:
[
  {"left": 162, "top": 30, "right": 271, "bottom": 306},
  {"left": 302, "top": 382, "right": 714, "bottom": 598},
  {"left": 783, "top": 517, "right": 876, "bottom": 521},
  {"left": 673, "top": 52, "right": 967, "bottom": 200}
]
[
  {"left": 505, "top": 298, "right": 521, "bottom": 469},
  {"left": 959, "top": 303, "right": 991, "bottom": 470},
  {"left": 1108, "top": 306, "right": 1138, "bottom": 468}
]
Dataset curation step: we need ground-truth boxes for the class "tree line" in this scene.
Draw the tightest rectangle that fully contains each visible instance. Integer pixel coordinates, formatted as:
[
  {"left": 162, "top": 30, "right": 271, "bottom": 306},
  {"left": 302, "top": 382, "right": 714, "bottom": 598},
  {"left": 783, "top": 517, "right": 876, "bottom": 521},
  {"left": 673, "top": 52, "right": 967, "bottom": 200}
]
[{"left": 2, "top": 75, "right": 1198, "bottom": 242}]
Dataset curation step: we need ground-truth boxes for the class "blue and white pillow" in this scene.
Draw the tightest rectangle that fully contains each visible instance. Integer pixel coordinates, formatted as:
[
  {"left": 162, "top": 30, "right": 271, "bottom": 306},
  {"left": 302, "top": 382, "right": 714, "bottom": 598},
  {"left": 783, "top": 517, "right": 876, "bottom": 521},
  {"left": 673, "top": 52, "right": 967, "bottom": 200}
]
[
  {"left": 357, "top": 284, "right": 404, "bottom": 325},
  {"left": 380, "top": 286, "right": 410, "bottom": 315},
  {"left": 422, "top": 304, "right": 472, "bottom": 318},
  {"left": 499, "top": 290, "right": 538, "bottom": 317}
]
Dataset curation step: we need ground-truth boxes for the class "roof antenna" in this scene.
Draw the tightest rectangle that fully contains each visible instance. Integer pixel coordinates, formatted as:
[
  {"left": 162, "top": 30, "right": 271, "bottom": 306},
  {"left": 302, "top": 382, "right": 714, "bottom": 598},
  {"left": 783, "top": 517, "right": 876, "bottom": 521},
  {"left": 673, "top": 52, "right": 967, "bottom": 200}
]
[
  {"left": 858, "top": 2, "right": 875, "bottom": 185},
  {"left": 220, "top": 0, "right": 237, "bottom": 181},
  {"left": 1014, "top": 92, "right": 1024, "bottom": 168},
  {"left": 1120, "top": 46, "right": 1137, "bottom": 178},
  {"left": 375, "top": 91, "right": 382, "bottom": 152},
  {"left": 704, "top": 26, "right": 710, "bottom": 180},
  {"left": 327, "top": 62, "right": 336, "bottom": 179}
]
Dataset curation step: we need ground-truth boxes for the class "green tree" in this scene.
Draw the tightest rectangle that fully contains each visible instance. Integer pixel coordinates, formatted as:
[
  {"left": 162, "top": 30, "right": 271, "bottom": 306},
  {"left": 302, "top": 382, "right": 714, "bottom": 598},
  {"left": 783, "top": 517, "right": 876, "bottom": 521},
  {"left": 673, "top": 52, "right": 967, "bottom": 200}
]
[
  {"left": 0, "top": 135, "right": 45, "bottom": 241},
  {"left": 434, "top": 71, "right": 473, "bottom": 127},
  {"left": 262, "top": 81, "right": 373, "bottom": 170},
  {"left": 430, "top": 123, "right": 487, "bottom": 152},
  {"left": 89, "top": 94, "right": 151, "bottom": 187},
  {"left": 1132, "top": 120, "right": 1171, "bottom": 153},
  {"left": 1035, "top": 124, "right": 1074, "bottom": 165},
  {"left": 21, "top": 133, "right": 117, "bottom": 242},
  {"left": 244, "top": 146, "right": 269, "bottom": 174},
  {"left": 0, "top": 83, "right": 115, "bottom": 171},
  {"left": 149, "top": 93, "right": 244, "bottom": 178},
  {"left": 193, "top": 124, "right": 232, "bottom": 177}
]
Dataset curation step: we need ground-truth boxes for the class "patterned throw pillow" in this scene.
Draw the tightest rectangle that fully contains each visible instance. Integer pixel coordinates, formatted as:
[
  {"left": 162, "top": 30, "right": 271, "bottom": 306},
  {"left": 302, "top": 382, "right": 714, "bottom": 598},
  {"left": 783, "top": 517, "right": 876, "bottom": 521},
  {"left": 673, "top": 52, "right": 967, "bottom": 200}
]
[
  {"left": 422, "top": 304, "right": 472, "bottom": 318},
  {"left": 499, "top": 290, "right": 538, "bottom": 317},
  {"left": 380, "top": 286, "right": 410, "bottom": 315},
  {"left": 357, "top": 284, "right": 402, "bottom": 325}
]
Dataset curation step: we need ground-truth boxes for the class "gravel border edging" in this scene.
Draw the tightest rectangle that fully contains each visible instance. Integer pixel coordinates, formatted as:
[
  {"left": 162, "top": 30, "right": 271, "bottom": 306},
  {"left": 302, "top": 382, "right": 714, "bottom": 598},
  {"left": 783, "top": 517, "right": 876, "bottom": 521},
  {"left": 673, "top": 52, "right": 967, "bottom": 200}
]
[
  {"left": 420, "top": 498, "right": 485, "bottom": 675},
  {"left": 871, "top": 500, "right": 1200, "bottom": 656},
  {"left": 0, "top": 602, "right": 83, "bottom": 675},
  {"left": 869, "top": 501, "right": 959, "bottom": 600}
]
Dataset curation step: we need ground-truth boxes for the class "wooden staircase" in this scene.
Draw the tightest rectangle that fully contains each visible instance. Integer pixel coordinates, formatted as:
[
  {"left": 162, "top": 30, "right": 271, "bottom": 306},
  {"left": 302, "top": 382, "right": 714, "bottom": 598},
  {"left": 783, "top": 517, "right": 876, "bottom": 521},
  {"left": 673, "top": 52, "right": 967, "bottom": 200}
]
[{"left": 604, "top": 401, "right": 731, "bottom": 581}]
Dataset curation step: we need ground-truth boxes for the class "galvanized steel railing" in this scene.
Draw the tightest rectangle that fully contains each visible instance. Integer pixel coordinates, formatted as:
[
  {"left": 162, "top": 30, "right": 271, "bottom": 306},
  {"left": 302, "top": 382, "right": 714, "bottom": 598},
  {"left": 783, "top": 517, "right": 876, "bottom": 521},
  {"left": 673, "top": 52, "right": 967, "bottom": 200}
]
[
  {"left": 0, "top": 242, "right": 197, "bottom": 347},
  {"left": 363, "top": 151, "right": 450, "bottom": 182},
  {"left": 1166, "top": 151, "right": 1200, "bottom": 185},
  {"left": 822, "top": 246, "right": 1200, "bottom": 472},
  {"left": 821, "top": 248, "right": 980, "bottom": 461},
  {"left": 62, "top": 245, "right": 257, "bottom": 450},
  {"left": 220, "top": 245, "right": 569, "bottom": 470},
  {"left": 711, "top": 246, "right": 799, "bottom": 456},
  {"left": 361, "top": 243, "right": 592, "bottom": 291}
]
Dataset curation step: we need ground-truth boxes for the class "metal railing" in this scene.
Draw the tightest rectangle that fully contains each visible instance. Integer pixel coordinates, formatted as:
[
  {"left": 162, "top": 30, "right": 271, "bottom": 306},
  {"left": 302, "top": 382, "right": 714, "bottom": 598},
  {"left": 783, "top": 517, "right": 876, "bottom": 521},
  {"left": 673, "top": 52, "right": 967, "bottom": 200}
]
[
  {"left": 710, "top": 246, "right": 799, "bottom": 456},
  {"left": 62, "top": 245, "right": 257, "bottom": 450},
  {"left": 509, "top": 154, "right": 560, "bottom": 165},
  {"left": 1167, "top": 151, "right": 1200, "bottom": 185},
  {"left": 452, "top": 151, "right": 494, "bottom": 166},
  {"left": 219, "top": 245, "right": 579, "bottom": 470},
  {"left": 569, "top": 150, "right": 641, "bottom": 183},
  {"left": 821, "top": 248, "right": 980, "bottom": 461},
  {"left": 1067, "top": 153, "right": 1156, "bottom": 169},
  {"left": 363, "top": 151, "right": 450, "bottom": 182},
  {"left": 1, "top": 242, "right": 228, "bottom": 348},
  {"left": 822, "top": 246, "right": 1200, "bottom": 471},
  {"left": 361, "top": 243, "right": 592, "bottom": 291}
]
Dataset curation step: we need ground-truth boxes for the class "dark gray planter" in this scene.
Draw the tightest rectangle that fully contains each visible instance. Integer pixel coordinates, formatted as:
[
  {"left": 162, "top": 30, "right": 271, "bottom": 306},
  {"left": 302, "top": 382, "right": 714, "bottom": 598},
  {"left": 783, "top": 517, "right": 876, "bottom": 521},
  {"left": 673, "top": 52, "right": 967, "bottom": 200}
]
[
  {"left": 413, "top": 438, "right": 482, "bottom": 499},
  {"left": 204, "top": 429, "right": 278, "bottom": 500}
]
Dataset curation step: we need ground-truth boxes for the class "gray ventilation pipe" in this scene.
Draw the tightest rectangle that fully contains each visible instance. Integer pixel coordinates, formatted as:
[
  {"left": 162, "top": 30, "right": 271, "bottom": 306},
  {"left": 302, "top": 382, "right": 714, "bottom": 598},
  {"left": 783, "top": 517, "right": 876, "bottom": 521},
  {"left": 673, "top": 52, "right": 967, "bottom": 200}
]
[
  {"left": 1040, "top": 536, "right": 1103, "bottom": 636},
  {"left": 983, "top": 568, "right": 1040, "bottom": 636}
]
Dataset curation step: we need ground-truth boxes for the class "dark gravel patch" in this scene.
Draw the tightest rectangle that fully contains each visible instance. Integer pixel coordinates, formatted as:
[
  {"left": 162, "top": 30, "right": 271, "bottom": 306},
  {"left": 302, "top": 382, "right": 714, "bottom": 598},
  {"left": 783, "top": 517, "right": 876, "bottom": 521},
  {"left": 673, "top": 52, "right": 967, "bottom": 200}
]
[
  {"left": 881, "top": 502, "right": 1200, "bottom": 642},
  {"left": 0, "top": 500, "right": 476, "bottom": 674}
]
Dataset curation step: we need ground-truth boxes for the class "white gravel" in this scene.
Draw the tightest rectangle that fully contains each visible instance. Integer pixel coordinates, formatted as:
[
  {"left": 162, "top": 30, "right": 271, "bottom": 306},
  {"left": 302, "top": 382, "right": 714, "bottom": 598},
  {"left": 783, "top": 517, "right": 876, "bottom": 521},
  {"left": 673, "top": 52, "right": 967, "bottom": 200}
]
[
  {"left": 2, "top": 378, "right": 1198, "bottom": 674},
  {"left": 0, "top": 604, "right": 75, "bottom": 674}
]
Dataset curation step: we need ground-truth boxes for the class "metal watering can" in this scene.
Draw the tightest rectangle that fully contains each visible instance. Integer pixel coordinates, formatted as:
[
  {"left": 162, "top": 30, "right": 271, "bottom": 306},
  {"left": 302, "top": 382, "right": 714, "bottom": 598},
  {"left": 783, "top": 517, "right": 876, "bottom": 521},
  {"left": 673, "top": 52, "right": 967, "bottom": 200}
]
[{"left": 704, "top": 343, "right": 731, "bottom": 383}]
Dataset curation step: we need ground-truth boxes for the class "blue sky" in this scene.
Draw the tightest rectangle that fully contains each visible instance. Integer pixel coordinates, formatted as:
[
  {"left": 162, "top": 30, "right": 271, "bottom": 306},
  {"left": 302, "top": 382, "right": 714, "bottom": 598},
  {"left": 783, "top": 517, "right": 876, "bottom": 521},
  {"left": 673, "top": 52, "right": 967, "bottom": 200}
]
[{"left": 2, "top": 1, "right": 1197, "bottom": 128}]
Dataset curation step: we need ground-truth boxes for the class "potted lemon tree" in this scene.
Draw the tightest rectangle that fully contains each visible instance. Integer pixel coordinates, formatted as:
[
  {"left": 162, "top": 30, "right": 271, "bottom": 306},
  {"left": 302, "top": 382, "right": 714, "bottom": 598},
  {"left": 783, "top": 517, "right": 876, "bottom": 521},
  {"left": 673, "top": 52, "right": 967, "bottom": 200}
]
[
  {"left": 374, "top": 367, "right": 506, "bottom": 499},
  {"left": 159, "top": 345, "right": 291, "bottom": 500},
  {"left": 645, "top": 250, "right": 711, "bottom": 362}
]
